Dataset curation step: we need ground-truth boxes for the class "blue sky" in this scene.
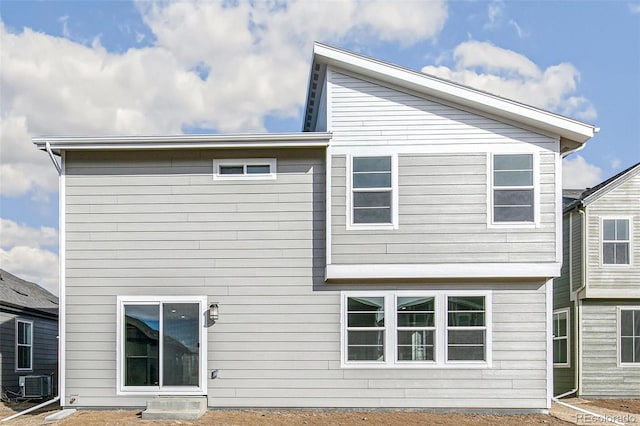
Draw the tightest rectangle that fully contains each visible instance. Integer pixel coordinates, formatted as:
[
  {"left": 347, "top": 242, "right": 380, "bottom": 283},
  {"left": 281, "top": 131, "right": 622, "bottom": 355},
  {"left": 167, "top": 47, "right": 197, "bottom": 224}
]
[{"left": 1, "top": 0, "right": 639, "bottom": 293}]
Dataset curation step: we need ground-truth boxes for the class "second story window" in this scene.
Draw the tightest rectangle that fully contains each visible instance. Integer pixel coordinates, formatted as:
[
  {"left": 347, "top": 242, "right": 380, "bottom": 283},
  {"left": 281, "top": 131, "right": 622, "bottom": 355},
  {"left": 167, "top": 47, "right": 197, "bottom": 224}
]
[
  {"left": 350, "top": 155, "right": 397, "bottom": 228},
  {"left": 602, "top": 219, "right": 630, "bottom": 265},
  {"left": 492, "top": 154, "right": 534, "bottom": 224}
]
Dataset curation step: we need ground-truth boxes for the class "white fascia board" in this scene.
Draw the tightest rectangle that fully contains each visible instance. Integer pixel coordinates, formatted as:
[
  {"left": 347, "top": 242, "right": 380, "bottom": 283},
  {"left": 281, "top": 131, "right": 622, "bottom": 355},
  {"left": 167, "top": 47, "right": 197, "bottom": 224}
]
[
  {"left": 313, "top": 43, "right": 597, "bottom": 144},
  {"left": 33, "top": 132, "right": 332, "bottom": 153},
  {"left": 326, "top": 263, "right": 561, "bottom": 280}
]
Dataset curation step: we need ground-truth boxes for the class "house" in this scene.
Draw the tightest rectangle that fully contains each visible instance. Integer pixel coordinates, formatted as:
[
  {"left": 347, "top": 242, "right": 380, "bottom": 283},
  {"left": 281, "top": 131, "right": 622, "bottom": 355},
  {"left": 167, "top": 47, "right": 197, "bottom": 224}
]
[
  {"left": 33, "top": 43, "right": 597, "bottom": 413},
  {"left": 0, "top": 269, "right": 58, "bottom": 397},
  {"left": 553, "top": 162, "right": 640, "bottom": 398}
]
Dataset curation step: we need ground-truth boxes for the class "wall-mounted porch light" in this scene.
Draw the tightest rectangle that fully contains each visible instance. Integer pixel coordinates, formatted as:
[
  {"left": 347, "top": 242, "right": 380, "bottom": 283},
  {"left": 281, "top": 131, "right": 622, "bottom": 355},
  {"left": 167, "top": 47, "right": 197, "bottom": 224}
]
[{"left": 209, "top": 303, "right": 219, "bottom": 323}]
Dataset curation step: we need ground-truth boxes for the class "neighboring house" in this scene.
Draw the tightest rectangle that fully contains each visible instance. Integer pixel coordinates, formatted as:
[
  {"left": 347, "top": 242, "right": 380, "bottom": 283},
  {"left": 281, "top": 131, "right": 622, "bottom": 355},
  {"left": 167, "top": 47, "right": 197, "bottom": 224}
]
[
  {"left": 33, "top": 43, "right": 597, "bottom": 412},
  {"left": 554, "top": 162, "right": 640, "bottom": 397},
  {"left": 0, "top": 269, "right": 58, "bottom": 396}
]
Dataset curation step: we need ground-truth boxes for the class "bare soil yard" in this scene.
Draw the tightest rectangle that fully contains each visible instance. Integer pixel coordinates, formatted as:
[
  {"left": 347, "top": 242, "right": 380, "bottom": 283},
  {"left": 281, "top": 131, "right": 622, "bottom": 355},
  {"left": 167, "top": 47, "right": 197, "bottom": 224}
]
[
  {"left": 582, "top": 398, "right": 640, "bottom": 415},
  {"left": 1, "top": 401, "right": 573, "bottom": 426}
]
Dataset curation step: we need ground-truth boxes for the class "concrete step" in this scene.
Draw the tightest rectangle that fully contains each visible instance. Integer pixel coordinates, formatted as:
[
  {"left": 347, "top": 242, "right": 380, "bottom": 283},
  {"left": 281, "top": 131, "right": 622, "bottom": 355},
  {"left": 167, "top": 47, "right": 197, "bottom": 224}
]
[{"left": 142, "top": 396, "right": 207, "bottom": 420}]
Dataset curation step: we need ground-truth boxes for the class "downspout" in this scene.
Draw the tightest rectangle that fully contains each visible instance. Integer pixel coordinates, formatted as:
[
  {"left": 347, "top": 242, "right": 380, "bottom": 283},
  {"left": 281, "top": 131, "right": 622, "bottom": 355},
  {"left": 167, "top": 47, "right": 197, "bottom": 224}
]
[
  {"left": 45, "top": 141, "right": 62, "bottom": 174},
  {"left": 0, "top": 396, "right": 61, "bottom": 422}
]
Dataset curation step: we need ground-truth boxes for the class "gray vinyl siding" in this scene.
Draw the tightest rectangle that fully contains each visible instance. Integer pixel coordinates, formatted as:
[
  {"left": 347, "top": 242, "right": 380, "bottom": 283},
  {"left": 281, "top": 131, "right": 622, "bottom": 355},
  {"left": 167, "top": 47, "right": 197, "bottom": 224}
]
[
  {"left": 64, "top": 149, "right": 550, "bottom": 410},
  {"left": 580, "top": 301, "right": 640, "bottom": 398},
  {"left": 570, "top": 212, "right": 584, "bottom": 293},
  {"left": 331, "top": 153, "right": 557, "bottom": 265},
  {"left": 0, "top": 310, "right": 58, "bottom": 393},
  {"left": 585, "top": 175, "right": 640, "bottom": 293},
  {"left": 328, "top": 70, "right": 558, "bottom": 265}
]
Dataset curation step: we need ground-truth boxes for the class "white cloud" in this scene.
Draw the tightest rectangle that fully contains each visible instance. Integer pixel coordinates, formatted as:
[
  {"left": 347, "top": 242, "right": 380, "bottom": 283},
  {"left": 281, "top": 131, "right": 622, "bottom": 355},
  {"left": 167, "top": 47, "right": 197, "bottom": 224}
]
[
  {"left": 421, "top": 41, "right": 597, "bottom": 121},
  {"left": 630, "top": 3, "right": 640, "bottom": 14},
  {"left": 0, "top": 218, "right": 58, "bottom": 249},
  {"left": 0, "top": 0, "right": 448, "bottom": 199},
  {"left": 562, "top": 155, "right": 603, "bottom": 189},
  {"left": 484, "top": 1, "right": 504, "bottom": 29},
  {"left": 0, "top": 246, "right": 58, "bottom": 295}
]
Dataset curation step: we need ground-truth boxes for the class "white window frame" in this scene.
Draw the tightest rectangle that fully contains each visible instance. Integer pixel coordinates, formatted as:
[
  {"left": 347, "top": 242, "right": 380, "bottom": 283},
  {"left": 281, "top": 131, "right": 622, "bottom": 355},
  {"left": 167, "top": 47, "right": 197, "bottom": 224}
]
[
  {"left": 346, "top": 153, "right": 399, "bottom": 230},
  {"left": 553, "top": 308, "right": 570, "bottom": 368},
  {"left": 601, "top": 217, "right": 633, "bottom": 267},
  {"left": 116, "top": 295, "right": 208, "bottom": 395},
  {"left": 446, "top": 295, "right": 488, "bottom": 363},
  {"left": 617, "top": 306, "right": 640, "bottom": 367},
  {"left": 341, "top": 291, "right": 491, "bottom": 368},
  {"left": 487, "top": 152, "right": 539, "bottom": 228},
  {"left": 15, "top": 319, "right": 33, "bottom": 372},
  {"left": 213, "top": 158, "right": 277, "bottom": 180}
]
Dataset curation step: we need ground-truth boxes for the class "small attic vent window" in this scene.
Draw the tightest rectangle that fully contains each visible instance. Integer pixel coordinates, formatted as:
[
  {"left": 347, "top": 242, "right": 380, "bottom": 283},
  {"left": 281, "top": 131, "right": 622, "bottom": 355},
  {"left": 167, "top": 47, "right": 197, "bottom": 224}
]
[
  {"left": 12, "top": 289, "right": 29, "bottom": 297},
  {"left": 213, "top": 159, "right": 276, "bottom": 181}
]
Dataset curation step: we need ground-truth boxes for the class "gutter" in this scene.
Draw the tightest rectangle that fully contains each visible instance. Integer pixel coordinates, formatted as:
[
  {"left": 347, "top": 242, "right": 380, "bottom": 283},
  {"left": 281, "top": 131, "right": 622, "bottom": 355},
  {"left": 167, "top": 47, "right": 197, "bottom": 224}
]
[{"left": 0, "top": 396, "right": 60, "bottom": 422}]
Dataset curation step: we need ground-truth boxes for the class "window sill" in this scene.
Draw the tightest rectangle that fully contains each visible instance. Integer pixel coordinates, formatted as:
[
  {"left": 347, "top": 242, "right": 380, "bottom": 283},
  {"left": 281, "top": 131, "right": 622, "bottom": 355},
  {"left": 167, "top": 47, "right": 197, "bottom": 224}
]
[
  {"left": 487, "top": 221, "right": 538, "bottom": 229},
  {"left": 341, "top": 361, "right": 491, "bottom": 369},
  {"left": 346, "top": 223, "right": 398, "bottom": 231},
  {"left": 553, "top": 364, "right": 571, "bottom": 369}
]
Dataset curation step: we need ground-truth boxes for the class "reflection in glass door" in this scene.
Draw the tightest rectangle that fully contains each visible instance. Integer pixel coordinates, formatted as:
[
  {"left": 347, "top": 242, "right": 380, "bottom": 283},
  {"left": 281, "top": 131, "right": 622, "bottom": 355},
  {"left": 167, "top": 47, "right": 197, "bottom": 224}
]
[{"left": 124, "top": 302, "right": 200, "bottom": 389}]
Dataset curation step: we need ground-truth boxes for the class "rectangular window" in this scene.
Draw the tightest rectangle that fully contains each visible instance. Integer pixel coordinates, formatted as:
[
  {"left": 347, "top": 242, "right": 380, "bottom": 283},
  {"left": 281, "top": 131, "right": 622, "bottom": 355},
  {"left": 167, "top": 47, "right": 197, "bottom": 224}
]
[
  {"left": 397, "top": 297, "right": 435, "bottom": 362},
  {"left": 553, "top": 309, "right": 570, "bottom": 366},
  {"left": 342, "top": 292, "right": 490, "bottom": 368},
  {"left": 16, "top": 319, "right": 33, "bottom": 371},
  {"left": 117, "top": 296, "right": 207, "bottom": 394},
  {"left": 213, "top": 158, "right": 276, "bottom": 180},
  {"left": 492, "top": 154, "right": 534, "bottom": 223},
  {"left": 620, "top": 308, "right": 640, "bottom": 364},
  {"left": 346, "top": 296, "right": 385, "bottom": 362},
  {"left": 350, "top": 155, "right": 396, "bottom": 227},
  {"left": 603, "top": 219, "right": 630, "bottom": 265},
  {"left": 447, "top": 297, "right": 486, "bottom": 361}
]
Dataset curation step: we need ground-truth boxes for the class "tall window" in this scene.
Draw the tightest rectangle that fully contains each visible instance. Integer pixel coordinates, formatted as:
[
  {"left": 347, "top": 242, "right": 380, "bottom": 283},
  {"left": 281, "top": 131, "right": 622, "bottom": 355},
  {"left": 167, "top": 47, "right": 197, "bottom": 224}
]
[
  {"left": 16, "top": 319, "right": 33, "bottom": 371},
  {"left": 603, "top": 219, "right": 630, "bottom": 265},
  {"left": 492, "top": 154, "right": 534, "bottom": 223},
  {"left": 397, "top": 297, "right": 435, "bottom": 362},
  {"left": 620, "top": 308, "right": 640, "bottom": 364},
  {"left": 118, "top": 296, "right": 207, "bottom": 393},
  {"left": 553, "top": 309, "right": 570, "bottom": 366},
  {"left": 351, "top": 156, "right": 393, "bottom": 225},
  {"left": 346, "top": 297, "right": 385, "bottom": 362},
  {"left": 447, "top": 297, "right": 486, "bottom": 361}
]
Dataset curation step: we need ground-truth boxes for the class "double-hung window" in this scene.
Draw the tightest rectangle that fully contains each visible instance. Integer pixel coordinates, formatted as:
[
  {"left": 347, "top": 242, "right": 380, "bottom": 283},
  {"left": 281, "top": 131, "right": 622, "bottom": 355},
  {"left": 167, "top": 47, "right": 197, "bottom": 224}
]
[
  {"left": 342, "top": 292, "right": 490, "bottom": 368},
  {"left": 619, "top": 308, "right": 640, "bottom": 365},
  {"left": 447, "top": 297, "right": 486, "bottom": 361},
  {"left": 492, "top": 153, "right": 535, "bottom": 224},
  {"left": 553, "top": 309, "right": 570, "bottom": 367},
  {"left": 603, "top": 219, "right": 630, "bottom": 265},
  {"left": 349, "top": 155, "right": 397, "bottom": 228},
  {"left": 15, "top": 319, "right": 33, "bottom": 371}
]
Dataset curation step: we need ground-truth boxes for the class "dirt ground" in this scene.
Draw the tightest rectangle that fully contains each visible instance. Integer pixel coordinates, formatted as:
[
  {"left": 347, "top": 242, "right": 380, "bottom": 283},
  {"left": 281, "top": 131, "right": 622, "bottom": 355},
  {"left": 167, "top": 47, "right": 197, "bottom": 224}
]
[
  {"left": 581, "top": 398, "right": 640, "bottom": 415},
  {"left": 1, "top": 401, "right": 573, "bottom": 426}
]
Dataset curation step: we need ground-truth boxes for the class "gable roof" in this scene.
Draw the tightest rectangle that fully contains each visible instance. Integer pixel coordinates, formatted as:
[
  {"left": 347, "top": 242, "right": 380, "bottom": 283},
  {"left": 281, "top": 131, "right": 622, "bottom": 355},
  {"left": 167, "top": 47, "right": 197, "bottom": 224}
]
[
  {"left": 564, "top": 162, "right": 640, "bottom": 212},
  {"left": 0, "top": 269, "right": 58, "bottom": 317},
  {"left": 303, "top": 42, "right": 598, "bottom": 155}
]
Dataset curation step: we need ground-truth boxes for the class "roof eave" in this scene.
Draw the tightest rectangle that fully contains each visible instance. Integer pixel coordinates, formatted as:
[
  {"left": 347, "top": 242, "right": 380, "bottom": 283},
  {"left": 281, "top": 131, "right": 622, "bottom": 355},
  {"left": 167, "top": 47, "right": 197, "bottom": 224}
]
[{"left": 33, "top": 132, "right": 332, "bottom": 153}]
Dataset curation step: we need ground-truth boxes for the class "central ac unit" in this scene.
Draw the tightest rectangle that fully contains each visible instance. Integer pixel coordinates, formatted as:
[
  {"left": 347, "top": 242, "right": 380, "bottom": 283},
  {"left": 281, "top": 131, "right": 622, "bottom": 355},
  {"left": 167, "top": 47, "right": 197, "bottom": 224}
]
[{"left": 18, "top": 375, "right": 53, "bottom": 398}]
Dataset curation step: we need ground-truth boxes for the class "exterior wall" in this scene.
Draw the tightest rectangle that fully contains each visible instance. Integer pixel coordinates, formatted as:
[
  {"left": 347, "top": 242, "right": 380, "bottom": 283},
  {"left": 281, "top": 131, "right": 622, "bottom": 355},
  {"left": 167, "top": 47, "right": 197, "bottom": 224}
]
[
  {"left": 327, "top": 70, "right": 559, "bottom": 266},
  {"left": 585, "top": 175, "right": 640, "bottom": 295},
  {"left": 570, "top": 212, "right": 584, "bottom": 293},
  {"left": 63, "top": 149, "right": 550, "bottom": 410},
  {"left": 0, "top": 309, "right": 58, "bottom": 393},
  {"left": 580, "top": 300, "right": 640, "bottom": 398}
]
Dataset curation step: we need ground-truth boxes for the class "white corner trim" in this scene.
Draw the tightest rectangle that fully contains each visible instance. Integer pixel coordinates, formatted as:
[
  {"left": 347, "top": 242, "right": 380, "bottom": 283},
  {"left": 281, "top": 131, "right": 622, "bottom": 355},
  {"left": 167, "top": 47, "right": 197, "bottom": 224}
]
[
  {"left": 59, "top": 152, "right": 66, "bottom": 405},
  {"left": 326, "top": 147, "right": 333, "bottom": 266},
  {"left": 326, "top": 263, "right": 561, "bottom": 280}
]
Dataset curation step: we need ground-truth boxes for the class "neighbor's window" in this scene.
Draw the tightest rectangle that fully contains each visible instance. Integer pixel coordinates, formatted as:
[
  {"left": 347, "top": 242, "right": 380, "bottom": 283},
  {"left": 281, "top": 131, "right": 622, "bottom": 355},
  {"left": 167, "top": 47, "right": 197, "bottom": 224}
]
[
  {"left": 603, "top": 219, "right": 630, "bottom": 265},
  {"left": 397, "top": 297, "right": 435, "bottom": 362},
  {"left": 492, "top": 154, "right": 534, "bottom": 223},
  {"left": 620, "top": 308, "right": 640, "bottom": 364},
  {"left": 447, "top": 296, "right": 486, "bottom": 361},
  {"left": 553, "top": 309, "right": 570, "bottom": 366},
  {"left": 346, "top": 296, "right": 385, "bottom": 362},
  {"left": 16, "top": 319, "right": 33, "bottom": 371},
  {"left": 351, "top": 156, "right": 393, "bottom": 225},
  {"left": 213, "top": 158, "right": 276, "bottom": 180}
]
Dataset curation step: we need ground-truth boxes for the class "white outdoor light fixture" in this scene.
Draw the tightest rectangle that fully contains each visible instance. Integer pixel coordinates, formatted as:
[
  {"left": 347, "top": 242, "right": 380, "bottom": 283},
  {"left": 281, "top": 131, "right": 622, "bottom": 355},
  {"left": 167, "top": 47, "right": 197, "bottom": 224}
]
[{"left": 209, "top": 303, "right": 219, "bottom": 323}]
